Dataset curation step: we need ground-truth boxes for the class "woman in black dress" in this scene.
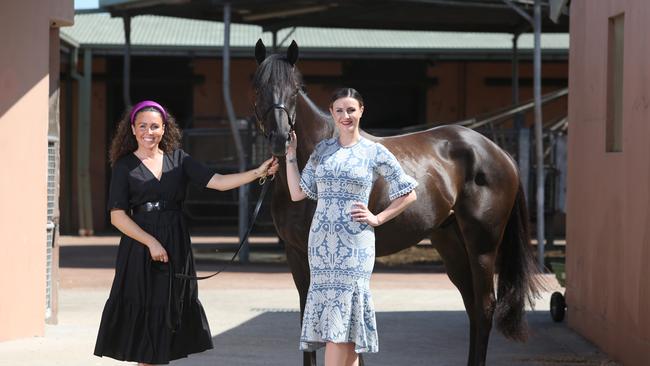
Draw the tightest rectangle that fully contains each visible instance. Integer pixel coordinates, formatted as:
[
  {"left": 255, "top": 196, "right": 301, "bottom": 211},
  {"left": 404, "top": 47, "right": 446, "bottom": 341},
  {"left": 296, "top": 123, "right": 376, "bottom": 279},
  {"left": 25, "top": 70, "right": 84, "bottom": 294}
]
[{"left": 94, "top": 100, "right": 278, "bottom": 365}]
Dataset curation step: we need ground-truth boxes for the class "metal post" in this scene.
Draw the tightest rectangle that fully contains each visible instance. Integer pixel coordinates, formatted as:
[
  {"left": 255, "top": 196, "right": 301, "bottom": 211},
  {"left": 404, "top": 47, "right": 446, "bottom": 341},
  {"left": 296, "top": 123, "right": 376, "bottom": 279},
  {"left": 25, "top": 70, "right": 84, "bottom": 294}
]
[
  {"left": 223, "top": 3, "right": 250, "bottom": 263},
  {"left": 533, "top": 0, "right": 545, "bottom": 271},
  {"left": 122, "top": 15, "right": 132, "bottom": 107},
  {"left": 518, "top": 128, "right": 530, "bottom": 200},
  {"left": 72, "top": 48, "right": 94, "bottom": 236},
  {"left": 65, "top": 50, "right": 75, "bottom": 233},
  {"left": 272, "top": 30, "right": 277, "bottom": 52},
  {"left": 512, "top": 32, "right": 522, "bottom": 130},
  {"left": 512, "top": 32, "right": 530, "bottom": 204},
  {"left": 504, "top": 0, "right": 545, "bottom": 270}
]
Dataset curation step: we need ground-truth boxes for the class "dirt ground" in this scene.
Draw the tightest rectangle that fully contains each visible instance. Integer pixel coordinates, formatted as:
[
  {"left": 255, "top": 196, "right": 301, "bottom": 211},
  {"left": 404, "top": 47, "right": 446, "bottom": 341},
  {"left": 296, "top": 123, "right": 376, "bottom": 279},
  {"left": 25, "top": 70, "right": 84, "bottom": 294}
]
[{"left": 375, "top": 244, "right": 443, "bottom": 266}]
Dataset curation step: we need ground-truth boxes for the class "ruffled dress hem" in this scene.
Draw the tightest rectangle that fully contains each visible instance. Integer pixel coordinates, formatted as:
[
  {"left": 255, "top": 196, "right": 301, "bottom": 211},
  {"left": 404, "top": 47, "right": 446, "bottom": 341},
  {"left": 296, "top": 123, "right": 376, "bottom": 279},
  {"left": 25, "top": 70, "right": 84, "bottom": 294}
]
[
  {"left": 94, "top": 297, "right": 213, "bottom": 364},
  {"left": 300, "top": 281, "right": 378, "bottom": 354}
]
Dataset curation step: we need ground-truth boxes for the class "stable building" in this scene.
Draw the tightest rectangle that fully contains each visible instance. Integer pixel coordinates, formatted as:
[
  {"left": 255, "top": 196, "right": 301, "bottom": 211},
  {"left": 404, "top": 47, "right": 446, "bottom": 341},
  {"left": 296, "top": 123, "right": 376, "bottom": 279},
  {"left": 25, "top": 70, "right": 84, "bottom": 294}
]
[{"left": 59, "top": 13, "right": 569, "bottom": 235}]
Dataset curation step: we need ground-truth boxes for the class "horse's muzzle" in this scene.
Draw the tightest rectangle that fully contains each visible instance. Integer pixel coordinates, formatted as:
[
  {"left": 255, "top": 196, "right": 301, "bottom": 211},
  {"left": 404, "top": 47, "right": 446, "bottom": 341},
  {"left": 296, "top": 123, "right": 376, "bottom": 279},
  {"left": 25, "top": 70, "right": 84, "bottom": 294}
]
[{"left": 269, "top": 132, "right": 289, "bottom": 157}]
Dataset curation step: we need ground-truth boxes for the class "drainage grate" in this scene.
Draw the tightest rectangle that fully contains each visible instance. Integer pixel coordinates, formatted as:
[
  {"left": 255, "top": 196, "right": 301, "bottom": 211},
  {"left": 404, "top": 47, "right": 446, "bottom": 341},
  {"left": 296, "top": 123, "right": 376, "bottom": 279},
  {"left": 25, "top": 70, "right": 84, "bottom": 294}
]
[{"left": 250, "top": 308, "right": 300, "bottom": 313}]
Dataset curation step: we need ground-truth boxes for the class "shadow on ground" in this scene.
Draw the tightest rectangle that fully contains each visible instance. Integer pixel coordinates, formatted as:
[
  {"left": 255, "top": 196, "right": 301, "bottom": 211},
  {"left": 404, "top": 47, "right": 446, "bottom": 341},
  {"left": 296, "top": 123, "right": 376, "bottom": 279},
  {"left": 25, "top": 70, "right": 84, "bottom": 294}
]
[
  {"left": 60, "top": 244, "right": 448, "bottom": 273},
  {"left": 176, "top": 311, "right": 613, "bottom": 366}
]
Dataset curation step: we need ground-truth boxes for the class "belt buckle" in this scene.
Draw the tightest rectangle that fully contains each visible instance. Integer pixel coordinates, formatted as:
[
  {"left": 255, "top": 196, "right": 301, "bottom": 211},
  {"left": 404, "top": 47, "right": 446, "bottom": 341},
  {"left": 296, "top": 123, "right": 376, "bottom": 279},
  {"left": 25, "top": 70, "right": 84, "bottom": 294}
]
[{"left": 144, "top": 201, "right": 157, "bottom": 212}]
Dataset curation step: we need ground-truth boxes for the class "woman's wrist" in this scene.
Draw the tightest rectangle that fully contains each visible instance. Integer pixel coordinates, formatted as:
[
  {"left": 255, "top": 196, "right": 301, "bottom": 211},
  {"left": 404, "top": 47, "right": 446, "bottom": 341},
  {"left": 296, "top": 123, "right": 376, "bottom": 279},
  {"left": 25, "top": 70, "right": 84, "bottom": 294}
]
[
  {"left": 286, "top": 150, "right": 297, "bottom": 162},
  {"left": 143, "top": 237, "right": 157, "bottom": 248},
  {"left": 374, "top": 213, "right": 383, "bottom": 226}
]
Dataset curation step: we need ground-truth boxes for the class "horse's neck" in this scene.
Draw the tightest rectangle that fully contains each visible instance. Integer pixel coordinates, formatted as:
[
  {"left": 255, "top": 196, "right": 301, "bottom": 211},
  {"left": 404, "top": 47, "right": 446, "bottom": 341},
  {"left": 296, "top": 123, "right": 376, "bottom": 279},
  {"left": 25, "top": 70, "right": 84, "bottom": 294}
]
[{"left": 295, "top": 92, "right": 334, "bottom": 159}]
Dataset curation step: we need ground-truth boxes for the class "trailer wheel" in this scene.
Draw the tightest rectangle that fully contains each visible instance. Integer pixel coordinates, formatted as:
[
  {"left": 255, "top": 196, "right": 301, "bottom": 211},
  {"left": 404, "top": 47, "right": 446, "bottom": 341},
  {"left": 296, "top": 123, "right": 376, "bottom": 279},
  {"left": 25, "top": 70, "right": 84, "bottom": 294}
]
[{"left": 550, "top": 291, "right": 566, "bottom": 322}]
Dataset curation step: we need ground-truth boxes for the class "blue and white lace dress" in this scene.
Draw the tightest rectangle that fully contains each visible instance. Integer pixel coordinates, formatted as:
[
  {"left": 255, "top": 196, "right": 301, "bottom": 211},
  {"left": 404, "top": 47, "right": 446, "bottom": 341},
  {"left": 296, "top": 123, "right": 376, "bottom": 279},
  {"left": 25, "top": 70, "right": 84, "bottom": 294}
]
[{"left": 298, "top": 137, "right": 418, "bottom": 353}]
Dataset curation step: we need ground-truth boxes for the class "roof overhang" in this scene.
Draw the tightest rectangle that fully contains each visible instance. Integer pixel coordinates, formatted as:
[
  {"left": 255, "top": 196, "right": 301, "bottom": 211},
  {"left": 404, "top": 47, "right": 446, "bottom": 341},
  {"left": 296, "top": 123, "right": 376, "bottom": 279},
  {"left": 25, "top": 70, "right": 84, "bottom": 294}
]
[{"left": 97, "top": 0, "right": 569, "bottom": 33}]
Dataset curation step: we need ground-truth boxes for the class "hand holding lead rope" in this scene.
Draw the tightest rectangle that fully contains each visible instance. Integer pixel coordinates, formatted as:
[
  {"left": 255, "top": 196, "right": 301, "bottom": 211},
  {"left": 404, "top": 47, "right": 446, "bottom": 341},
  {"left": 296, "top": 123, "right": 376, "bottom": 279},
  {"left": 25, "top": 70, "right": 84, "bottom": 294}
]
[
  {"left": 259, "top": 170, "right": 276, "bottom": 186},
  {"left": 256, "top": 156, "right": 279, "bottom": 185}
]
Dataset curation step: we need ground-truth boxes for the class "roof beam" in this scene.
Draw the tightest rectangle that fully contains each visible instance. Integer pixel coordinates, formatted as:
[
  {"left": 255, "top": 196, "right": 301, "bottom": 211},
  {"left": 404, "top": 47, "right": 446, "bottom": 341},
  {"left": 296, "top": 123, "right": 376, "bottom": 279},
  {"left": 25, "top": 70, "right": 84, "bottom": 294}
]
[{"left": 242, "top": 4, "right": 336, "bottom": 22}]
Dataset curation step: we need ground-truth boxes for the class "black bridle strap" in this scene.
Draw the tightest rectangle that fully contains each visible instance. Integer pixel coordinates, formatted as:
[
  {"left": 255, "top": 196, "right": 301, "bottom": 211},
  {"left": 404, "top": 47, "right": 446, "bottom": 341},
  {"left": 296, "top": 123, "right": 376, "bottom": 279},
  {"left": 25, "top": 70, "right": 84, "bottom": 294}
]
[
  {"left": 255, "top": 102, "right": 296, "bottom": 136},
  {"left": 175, "top": 177, "right": 272, "bottom": 281}
]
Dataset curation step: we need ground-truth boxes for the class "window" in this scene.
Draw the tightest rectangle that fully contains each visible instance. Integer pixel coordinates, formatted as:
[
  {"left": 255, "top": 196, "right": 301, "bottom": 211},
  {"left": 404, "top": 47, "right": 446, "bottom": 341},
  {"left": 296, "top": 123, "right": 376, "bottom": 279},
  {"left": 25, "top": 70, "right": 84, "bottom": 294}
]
[{"left": 606, "top": 13, "right": 624, "bottom": 152}]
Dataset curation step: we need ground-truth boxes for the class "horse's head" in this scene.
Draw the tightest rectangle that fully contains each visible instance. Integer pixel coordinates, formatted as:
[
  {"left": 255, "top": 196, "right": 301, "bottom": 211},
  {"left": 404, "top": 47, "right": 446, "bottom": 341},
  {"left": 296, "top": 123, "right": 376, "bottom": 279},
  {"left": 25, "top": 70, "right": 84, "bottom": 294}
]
[{"left": 252, "top": 39, "right": 303, "bottom": 157}]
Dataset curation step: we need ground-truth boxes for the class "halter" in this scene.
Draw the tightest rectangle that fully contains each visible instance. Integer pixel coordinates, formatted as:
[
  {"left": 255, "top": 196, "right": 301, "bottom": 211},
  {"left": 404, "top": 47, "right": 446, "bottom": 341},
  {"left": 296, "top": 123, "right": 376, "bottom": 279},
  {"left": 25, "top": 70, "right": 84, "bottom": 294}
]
[{"left": 253, "top": 100, "right": 296, "bottom": 138}]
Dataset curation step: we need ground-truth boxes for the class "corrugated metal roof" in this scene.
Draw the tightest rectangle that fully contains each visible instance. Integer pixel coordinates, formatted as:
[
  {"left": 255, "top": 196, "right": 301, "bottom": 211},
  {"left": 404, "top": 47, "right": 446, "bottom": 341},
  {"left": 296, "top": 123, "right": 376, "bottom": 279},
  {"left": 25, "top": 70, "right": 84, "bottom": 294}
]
[
  {"left": 62, "top": 13, "right": 268, "bottom": 47},
  {"left": 61, "top": 13, "right": 568, "bottom": 53},
  {"left": 277, "top": 27, "right": 568, "bottom": 50}
]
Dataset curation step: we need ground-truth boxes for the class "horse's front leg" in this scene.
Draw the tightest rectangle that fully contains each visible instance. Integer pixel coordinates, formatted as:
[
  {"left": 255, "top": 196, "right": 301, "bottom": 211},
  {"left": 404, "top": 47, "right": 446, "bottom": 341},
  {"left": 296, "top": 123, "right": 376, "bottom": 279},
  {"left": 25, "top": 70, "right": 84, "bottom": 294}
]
[{"left": 285, "top": 245, "right": 317, "bottom": 366}]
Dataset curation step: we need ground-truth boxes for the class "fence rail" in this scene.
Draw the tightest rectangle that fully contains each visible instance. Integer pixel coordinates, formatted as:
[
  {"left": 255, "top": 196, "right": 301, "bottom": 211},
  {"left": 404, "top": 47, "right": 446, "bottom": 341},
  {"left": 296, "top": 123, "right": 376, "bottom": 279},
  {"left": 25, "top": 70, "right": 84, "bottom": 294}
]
[
  {"left": 183, "top": 89, "right": 568, "bottom": 230},
  {"left": 182, "top": 122, "right": 274, "bottom": 229}
]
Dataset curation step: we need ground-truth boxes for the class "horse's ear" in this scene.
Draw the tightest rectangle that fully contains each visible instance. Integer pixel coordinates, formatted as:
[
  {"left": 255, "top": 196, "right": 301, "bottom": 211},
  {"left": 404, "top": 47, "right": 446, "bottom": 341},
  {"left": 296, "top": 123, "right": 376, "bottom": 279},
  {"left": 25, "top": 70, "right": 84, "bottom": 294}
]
[
  {"left": 287, "top": 40, "right": 299, "bottom": 66},
  {"left": 255, "top": 38, "right": 266, "bottom": 64}
]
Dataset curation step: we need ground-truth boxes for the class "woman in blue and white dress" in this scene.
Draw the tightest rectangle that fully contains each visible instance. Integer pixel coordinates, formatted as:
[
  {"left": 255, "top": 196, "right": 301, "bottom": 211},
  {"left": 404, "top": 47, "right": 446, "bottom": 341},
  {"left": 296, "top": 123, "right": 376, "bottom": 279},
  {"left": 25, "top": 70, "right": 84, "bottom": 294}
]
[{"left": 285, "top": 88, "right": 418, "bottom": 365}]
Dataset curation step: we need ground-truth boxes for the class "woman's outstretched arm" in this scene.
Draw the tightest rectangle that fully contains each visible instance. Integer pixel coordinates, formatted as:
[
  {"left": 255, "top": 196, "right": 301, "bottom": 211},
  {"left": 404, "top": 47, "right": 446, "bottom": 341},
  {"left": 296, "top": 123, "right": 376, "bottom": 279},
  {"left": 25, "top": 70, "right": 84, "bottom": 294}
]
[{"left": 206, "top": 157, "right": 278, "bottom": 191}]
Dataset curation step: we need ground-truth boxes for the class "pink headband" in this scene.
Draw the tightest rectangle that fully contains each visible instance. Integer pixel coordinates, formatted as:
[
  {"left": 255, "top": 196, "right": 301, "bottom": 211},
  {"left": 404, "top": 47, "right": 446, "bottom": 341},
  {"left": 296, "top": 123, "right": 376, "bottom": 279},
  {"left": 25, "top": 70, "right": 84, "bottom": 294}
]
[{"left": 130, "top": 100, "right": 167, "bottom": 125}]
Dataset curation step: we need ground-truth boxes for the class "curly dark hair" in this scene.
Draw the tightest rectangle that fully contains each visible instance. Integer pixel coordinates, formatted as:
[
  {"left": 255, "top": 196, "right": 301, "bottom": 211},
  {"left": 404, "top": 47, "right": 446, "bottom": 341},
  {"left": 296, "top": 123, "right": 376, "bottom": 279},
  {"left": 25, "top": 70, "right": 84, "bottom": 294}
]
[{"left": 109, "top": 106, "right": 182, "bottom": 166}]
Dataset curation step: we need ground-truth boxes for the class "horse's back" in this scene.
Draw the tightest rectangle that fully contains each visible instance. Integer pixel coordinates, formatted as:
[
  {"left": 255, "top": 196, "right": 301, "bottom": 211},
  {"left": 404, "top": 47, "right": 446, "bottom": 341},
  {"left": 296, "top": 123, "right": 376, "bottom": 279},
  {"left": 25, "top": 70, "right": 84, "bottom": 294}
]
[
  {"left": 375, "top": 124, "right": 518, "bottom": 189},
  {"left": 370, "top": 125, "right": 521, "bottom": 255}
]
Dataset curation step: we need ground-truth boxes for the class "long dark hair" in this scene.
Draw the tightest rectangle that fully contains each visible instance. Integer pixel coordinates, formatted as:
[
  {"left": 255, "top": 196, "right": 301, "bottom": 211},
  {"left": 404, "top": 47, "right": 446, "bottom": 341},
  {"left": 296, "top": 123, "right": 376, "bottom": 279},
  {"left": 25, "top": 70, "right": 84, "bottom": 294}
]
[
  {"left": 329, "top": 87, "right": 365, "bottom": 108},
  {"left": 109, "top": 106, "right": 182, "bottom": 166}
]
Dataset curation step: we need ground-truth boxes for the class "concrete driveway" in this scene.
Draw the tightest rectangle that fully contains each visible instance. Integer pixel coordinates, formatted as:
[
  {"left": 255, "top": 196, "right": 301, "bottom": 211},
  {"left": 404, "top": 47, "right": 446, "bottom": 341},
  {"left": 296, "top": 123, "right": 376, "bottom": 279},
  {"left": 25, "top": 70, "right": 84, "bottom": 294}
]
[{"left": 0, "top": 236, "right": 619, "bottom": 366}]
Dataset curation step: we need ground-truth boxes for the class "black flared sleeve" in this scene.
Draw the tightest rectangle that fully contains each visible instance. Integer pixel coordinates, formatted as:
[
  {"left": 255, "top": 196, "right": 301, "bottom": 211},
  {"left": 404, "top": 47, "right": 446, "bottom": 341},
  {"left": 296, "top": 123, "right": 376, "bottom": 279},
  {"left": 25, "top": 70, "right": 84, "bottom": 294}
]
[
  {"left": 107, "top": 159, "right": 130, "bottom": 211},
  {"left": 180, "top": 149, "right": 215, "bottom": 188}
]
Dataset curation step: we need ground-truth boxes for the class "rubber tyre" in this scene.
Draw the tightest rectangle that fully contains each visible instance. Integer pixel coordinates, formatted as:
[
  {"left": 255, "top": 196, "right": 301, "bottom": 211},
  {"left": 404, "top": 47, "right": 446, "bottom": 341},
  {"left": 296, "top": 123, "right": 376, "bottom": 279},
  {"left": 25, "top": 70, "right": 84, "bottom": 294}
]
[{"left": 550, "top": 291, "right": 566, "bottom": 322}]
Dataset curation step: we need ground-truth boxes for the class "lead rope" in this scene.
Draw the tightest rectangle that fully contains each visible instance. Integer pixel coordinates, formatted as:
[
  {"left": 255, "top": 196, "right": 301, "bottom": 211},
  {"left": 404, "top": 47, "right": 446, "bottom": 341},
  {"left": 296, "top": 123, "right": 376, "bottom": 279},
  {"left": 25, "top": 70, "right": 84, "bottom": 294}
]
[
  {"left": 165, "top": 174, "right": 274, "bottom": 329},
  {"left": 177, "top": 174, "right": 273, "bottom": 281}
]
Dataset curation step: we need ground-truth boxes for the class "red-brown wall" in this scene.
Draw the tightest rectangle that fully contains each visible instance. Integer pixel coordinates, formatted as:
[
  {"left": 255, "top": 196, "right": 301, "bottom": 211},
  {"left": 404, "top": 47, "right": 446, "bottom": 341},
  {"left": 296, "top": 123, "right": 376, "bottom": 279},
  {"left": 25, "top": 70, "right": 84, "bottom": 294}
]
[
  {"left": 61, "top": 54, "right": 567, "bottom": 233},
  {"left": 427, "top": 61, "right": 568, "bottom": 125},
  {"left": 567, "top": 1, "right": 650, "bottom": 365}
]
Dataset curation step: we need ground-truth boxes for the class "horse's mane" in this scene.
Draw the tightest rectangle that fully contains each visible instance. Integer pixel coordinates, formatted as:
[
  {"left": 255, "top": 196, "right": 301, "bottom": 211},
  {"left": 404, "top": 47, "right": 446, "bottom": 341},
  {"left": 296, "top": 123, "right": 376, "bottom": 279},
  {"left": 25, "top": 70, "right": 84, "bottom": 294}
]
[{"left": 252, "top": 54, "right": 303, "bottom": 93}]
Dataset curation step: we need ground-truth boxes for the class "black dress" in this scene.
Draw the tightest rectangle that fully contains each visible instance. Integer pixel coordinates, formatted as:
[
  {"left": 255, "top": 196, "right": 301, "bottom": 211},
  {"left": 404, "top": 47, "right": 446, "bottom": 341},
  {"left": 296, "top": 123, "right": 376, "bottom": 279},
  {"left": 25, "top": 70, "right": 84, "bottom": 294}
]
[{"left": 94, "top": 149, "right": 214, "bottom": 364}]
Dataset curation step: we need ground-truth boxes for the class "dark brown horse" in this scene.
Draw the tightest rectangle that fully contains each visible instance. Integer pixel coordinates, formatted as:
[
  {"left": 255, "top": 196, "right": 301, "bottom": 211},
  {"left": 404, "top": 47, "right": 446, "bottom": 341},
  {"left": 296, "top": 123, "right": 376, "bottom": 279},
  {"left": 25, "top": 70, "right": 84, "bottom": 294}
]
[{"left": 252, "top": 39, "right": 541, "bottom": 366}]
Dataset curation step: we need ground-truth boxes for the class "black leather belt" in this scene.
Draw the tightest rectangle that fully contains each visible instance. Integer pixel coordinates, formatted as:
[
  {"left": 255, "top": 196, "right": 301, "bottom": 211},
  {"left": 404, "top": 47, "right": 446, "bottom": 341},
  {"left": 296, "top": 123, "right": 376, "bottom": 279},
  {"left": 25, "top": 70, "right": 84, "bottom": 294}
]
[{"left": 132, "top": 200, "right": 181, "bottom": 214}]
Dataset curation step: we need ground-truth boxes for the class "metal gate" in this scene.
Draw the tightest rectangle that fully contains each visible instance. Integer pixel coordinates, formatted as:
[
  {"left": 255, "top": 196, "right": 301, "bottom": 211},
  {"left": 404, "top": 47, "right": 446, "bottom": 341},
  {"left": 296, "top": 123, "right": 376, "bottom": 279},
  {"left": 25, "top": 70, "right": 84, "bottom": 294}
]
[
  {"left": 181, "top": 121, "right": 273, "bottom": 229},
  {"left": 46, "top": 137, "right": 58, "bottom": 319}
]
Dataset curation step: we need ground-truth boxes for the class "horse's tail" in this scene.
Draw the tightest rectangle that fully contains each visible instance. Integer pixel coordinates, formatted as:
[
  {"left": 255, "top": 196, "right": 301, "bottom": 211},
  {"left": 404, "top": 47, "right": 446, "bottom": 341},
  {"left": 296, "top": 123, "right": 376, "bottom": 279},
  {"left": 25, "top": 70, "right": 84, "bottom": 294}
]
[{"left": 494, "top": 180, "right": 542, "bottom": 342}]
